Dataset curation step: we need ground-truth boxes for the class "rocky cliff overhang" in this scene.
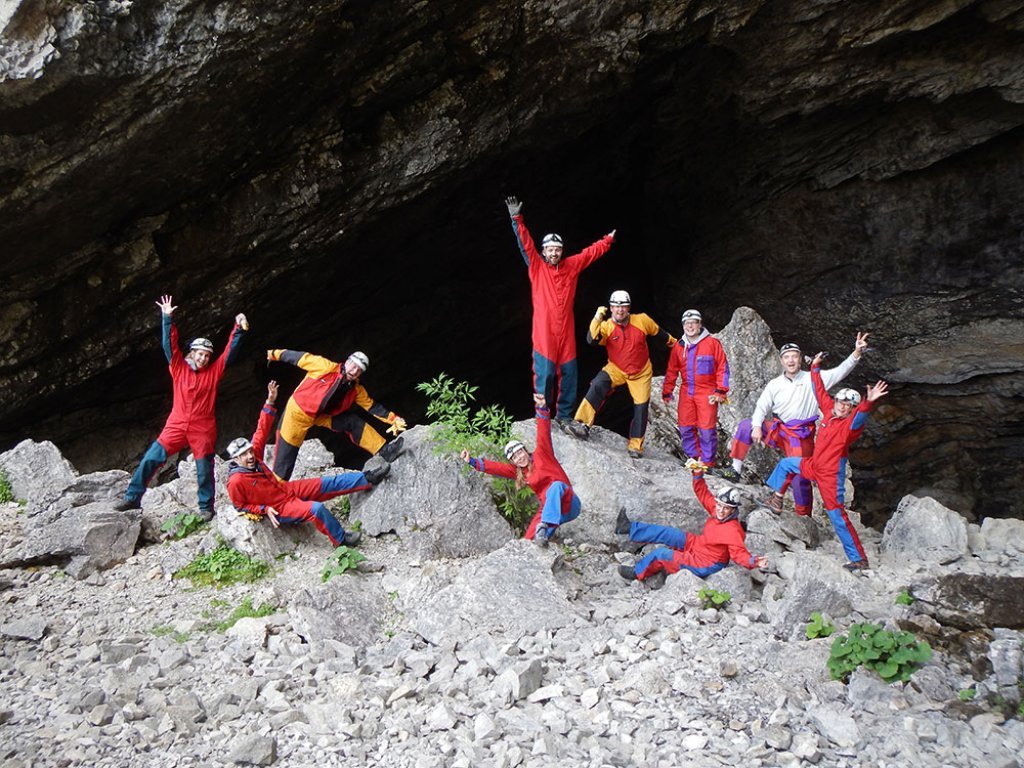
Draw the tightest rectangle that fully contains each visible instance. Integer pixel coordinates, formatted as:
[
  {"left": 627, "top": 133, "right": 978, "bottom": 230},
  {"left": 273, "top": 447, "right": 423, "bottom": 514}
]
[{"left": 1, "top": 0, "right": 1022, "bottom": 520}]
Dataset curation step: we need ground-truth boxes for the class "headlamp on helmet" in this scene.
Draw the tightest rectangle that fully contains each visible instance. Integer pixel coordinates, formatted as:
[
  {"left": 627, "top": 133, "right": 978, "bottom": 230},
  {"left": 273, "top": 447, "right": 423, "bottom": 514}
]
[
  {"left": 227, "top": 437, "right": 253, "bottom": 459},
  {"left": 190, "top": 338, "right": 214, "bottom": 353},
  {"left": 541, "top": 234, "right": 563, "bottom": 249},
  {"left": 779, "top": 343, "right": 801, "bottom": 356},
  {"left": 681, "top": 309, "right": 702, "bottom": 324},
  {"left": 834, "top": 388, "right": 862, "bottom": 406},
  {"left": 715, "top": 487, "right": 741, "bottom": 508},
  {"left": 504, "top": 440, "right": 526, "bottom": 460},
  {"left": 609, "top": 290, "right": 631, "bottom": 307},
  {"left": 347, "top": 351, "right": 369, "bottom": 372}
]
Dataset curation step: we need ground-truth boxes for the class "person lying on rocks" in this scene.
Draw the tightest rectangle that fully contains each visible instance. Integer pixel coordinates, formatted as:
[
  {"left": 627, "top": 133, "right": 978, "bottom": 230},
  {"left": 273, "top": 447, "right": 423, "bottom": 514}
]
[
  {"left": 266, "top": 348, "right": 406, "bottom": 480},
  {"left": 505, "top": 195, "right": 616, "bottom": 429},
  {"left": 617, "top": 466, "right": 767, "bottom": 584},
  {"left": 225, "top": 381, "right": 388, "bottom": 547},
  {"left": 662, "top": 308, "right": 730, "bottom": 468},
  {"left": 761, "top": 355, "right": 888, "bottom": 572},
  {"left": 566, "top": 290, "right": 677, "bottom": 459},
  {"left": 115, "top": 295, "right": 247, "bottom": 520},
  {"left": 716, "top": 333, "right": 869, "bottom": 516},
  {"left": 461, "top": 393, "right": 581, "bottom": 547}
]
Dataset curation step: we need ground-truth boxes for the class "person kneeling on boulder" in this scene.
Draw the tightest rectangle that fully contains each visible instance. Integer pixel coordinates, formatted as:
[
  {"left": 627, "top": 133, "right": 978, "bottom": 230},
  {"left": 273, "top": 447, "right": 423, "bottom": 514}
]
[
  {"left": 617, "top": 466, "right": 767, "bottom": 584},
  {"left": 461, "top": 393, "right": 581, "bottom": 547},
  {"left": 225, "top": 381, "right": 389, "bottom": 547}
]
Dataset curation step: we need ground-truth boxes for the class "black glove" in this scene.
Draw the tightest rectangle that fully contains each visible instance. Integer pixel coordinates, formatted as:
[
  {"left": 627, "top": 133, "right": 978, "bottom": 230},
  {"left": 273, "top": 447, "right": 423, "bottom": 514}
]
[{"left": 505, "top": 196, "right": 522, "bottom": 217}]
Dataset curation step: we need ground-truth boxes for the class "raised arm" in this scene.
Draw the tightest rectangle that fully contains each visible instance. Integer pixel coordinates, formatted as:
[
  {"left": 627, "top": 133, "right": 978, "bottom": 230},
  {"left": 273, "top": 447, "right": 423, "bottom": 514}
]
[
  {"left": 251, "top": 381, "right": 279, "bottom": 460},
  {"left": 587, "top": 307, "right": 611, "bottom": 346},
  {"left": 533, "top": 393, "right": 554, "bottom": 460},
  {"left": 810, "top": 360, "right": 833, "bottom": 413},
  {"left": 216, "top": 312, "right": 247, "bottom": 370},
  {"left": 156, "top": 295, "right": 179, "bottom": 364},
  {"left": 461, "top": 449, "right": 517, "bottom": 479},
  {"left": 820, "top": 331, "right": 868, "bottom": 388},
  {"left": 353, "top": 385, "right": 406, "bottom": 429},
  {"left": 691, "top": 470, "right": 717, "bottom": 516},
  {"left": 267, "top": 349, "right": 338, "bottom": 376},
  {"left": 506, "top": 197, "right": 540, "bottom": 267},
  {"left": 567, "top": 229, "right": 615, "bottom": 271}
]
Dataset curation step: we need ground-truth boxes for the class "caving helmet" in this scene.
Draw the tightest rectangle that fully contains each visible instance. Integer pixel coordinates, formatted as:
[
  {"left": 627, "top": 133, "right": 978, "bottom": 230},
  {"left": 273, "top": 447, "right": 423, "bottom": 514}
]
[
  {"left": 715, "top": 486, "right": 741, "bottom": 509},
  {"left": 541, "top": 234, "right": 563, "bottom": 249},
  {"left": 227, "top": 437, "right": 253, "bottom": 459},
  {"left": 190, "top": 338, "right": 214, "bottom": 353},
  {"left": 504, "top": 440, "right": 527, "bottom": 460},
  {"left": 834, "top": 388, "right": 862, "bottom": 406},
  {"left": 609, "top": 290, "right": 631, "bottom": 306},
  {"left": 779, "top": 343, "right": 801, "bottom": 356},
  {"left": 347, "top": 351, "right": 369, "bottom": 372},
  {"left": 681, "top": 309, "right": 702, "bottom": 324}
]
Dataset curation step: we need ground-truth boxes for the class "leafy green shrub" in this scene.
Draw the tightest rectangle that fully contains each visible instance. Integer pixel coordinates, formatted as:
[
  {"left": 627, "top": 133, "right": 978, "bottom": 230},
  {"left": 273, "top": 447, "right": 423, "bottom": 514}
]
[
  {"left": 895, "top": 589, "right": 914, "bottom": 606},
  {"left": 174, "top": 542, "right": 270, "bottom": 587},
  {"left": 215, "top": 596, "right": 278, "bottom": 631},
  {"left": 958, "top": 688, "right": 976, "bottom": 702},
  {"left": 160, "top": 512, "right": 207, "bottom": 540},
  {"left": 150, "top": 625, "right": 190, "bottom": 643},
  {"left": 698, "top": 586, "right": 731, "bottom": 610},
  {"left": 806, "top": 611, "right": 836, "bottom": 639},
  {"left": 416, "top": 373, "right": 536, "bottom": 531},
  {"left": 827, "top": 622, "right": 932, "bottom": 684},
  {"left": 322, "top": 546, "right": 367, "bottom": 582},
  {"left": 0, "top": 469, "right": 14, "bottom": 504}
]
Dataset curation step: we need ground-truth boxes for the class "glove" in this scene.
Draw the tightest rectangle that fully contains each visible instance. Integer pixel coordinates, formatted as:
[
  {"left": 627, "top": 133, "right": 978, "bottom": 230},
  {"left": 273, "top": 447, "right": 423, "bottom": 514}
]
[
  {"left": 235, "top": 313, "right": 249, "bottom": 331},
  {"left": 685, "top": 458, "right": 708, "bottom": 473},
  {"left": 594, "top": 306, "right": 608, "bottom": 321},
  {"left": 505, "top": 196, "right": 522, "bottom": 217},
  {"left": 387, "top": 416, "right": 408, "bottom": 436}
]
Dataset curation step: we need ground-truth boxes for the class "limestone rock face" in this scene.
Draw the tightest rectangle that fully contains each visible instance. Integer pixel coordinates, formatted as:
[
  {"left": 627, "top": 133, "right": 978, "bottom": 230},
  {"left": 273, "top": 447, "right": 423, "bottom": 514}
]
[
  {"left": 881, "top": 494, "right": 969, "bottom": 565},
  {"left": 0, "top": 0, "right": 1022, "bottom": 523}
]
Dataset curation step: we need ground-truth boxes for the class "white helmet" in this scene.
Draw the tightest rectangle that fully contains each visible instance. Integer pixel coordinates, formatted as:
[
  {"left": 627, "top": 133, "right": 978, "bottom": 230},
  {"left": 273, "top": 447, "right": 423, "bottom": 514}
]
[
  {"left": 346, "top": 352, "right": 369, "bottom": 372},
  {"left": 681, "top": 309, "right": 702, "bottom": 324},
  {"left": 609, "top": 290, "right": 631, "bottom": 306},
  {"left": 834, "top": 388, "right": 862, "bottom": 406},
  {"left": 190, "top": 337, "right": 214, "bottom": 353},
  {"left": 541, "top": 234, "right": 563, "bottom": 248},
  {"left": 504, "top": 440, "right": 526, "bottom": 459},
  {"left": 715, "top": 486, "right": 741, "bottom": 508},
  {"left": 227, "top": 437, "right": 253, "bottom": 459}
]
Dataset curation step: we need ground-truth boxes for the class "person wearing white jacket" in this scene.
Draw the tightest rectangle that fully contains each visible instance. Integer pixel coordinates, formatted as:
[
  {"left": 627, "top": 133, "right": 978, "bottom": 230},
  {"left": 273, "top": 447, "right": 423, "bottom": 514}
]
[{"left": 717, "top": 332, "right": 869, "bottom": 517}]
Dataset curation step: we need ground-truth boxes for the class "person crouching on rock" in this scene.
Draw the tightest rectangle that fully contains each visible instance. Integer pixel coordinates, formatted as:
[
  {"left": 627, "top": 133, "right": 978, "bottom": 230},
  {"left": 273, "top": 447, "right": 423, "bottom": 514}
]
[
  {"left": 115, "top": 294, "right": 247, "bottom": 520},
  {"left": 616, "top": 465, "right": 767, "bottom": 584},
  {"left": 225, "top": 381, "right": 389, "bottom": 547},
  {"left": 461, "top": 393, "right": 581, "bottom": 547},
  {"left": 762, "top": 354, "right": 888, "bottom": 572}
]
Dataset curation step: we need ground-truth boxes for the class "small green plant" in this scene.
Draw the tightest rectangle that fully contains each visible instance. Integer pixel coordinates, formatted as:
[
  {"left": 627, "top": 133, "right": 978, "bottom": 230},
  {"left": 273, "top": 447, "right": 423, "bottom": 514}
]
[
  {"left": 160, "top": 512, "right": 207, "bottom": 540},
  {"left": 698, "top": 586, "right": 731, "bottom": 610},
  {"left": 806, "top": 611, "right": 836, "bottom": 639},
  {"left": 958, "top": 688, "right": 976, "bottom": 702},
  {"left": 416, "top": 373, "right": 535, "bottom": 532},
  {"left": 174, "top": 541, "right": 270, "bottom": 587},
  {"left": 214, "top": 596, "right": 278, "bottom": 632},
  {"left": 0, "top": 469, "right": 14, "bottom": 504},
  {"left": 895, "top": 589, "right": 914, "bottom": 606},
  {"left": 330, "top": 495, "right": 352, "bottom": 518},
  {"left": 827, "top": 622, "right": 932, "bottom": 684},
  {"left": 151, "top": 625, "right": 190, "bottom": 643},
  {"left": 321, "top": 546, "right": 367, "bottom": 582}
]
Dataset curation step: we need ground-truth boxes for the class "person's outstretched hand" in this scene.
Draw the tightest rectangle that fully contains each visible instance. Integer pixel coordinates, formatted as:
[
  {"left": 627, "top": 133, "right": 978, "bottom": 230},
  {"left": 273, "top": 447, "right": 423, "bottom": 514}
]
[
  {"left": 156, "top": 295, "right": 177, "bottom": 316},
  {"left": 460, "top": 449, "right": 471, "bottom": 463},
  {"left": 854, "top": 331, "right": 870, "bottom": 357},
  {"left": 266, "top": 380, "right": 278, "bottom": 405},
  {"left": 505, "top": 196, "right": 522, "bottom": 216},
  {"left": 866, "top": 380, "right": 888, "bottom": 402}
]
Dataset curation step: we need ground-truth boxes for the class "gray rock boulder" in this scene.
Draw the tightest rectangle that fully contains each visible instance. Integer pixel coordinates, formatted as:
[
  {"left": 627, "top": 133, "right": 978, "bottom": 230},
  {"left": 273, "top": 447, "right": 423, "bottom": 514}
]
[
  {"left": 288, "top": 577, "right": 387, "bottom": 647},
  {"left": 0, "top": 503, "right": 140, "bottom": 578},
  {"left": 0, "top": 439, "right": 77, "bottom": 508},
  {"left": 350, "top": 425, "right": 514, "bottom": 559},
  {"left": 978, "top": 517, "right": 1024, "bottom": 556},
  {"left": 913, "top": 573, "right": 1024, "bottom": 630},
  {"left": 411, "top": 541, "right": 583, "bottom": 646},
  {"left": 765, "top": 552, "right": 860, "bottom": 639},
  {"left": 881, "top": 495, "right": 968, "bottom": 565},
  {"left": 215, "top": 501, "right": 324, "bottom": 559}
]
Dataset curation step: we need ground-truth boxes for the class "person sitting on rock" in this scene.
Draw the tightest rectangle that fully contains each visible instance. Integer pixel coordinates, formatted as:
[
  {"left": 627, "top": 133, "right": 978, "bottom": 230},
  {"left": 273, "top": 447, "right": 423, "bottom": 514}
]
[
  {"left": 717, "top": 333, "right": 869, "bottom": 520},
  {"left": 617, "top": 466, "right": 768, "bottom": 584},
  {"left": 762, "top": 356, "right": 888, "bottom": 571},
  {"left": 566, "top": 290, "right": 677, "bottom": 458},
  {"left": 115, "top": 295, "right": 247, "bottom": 520},
  {"left": 461, "top": 393, "right": 581, "bottom": 547},
  {"left": 662, "top": 309, "right": 730, "bottom": 467},
  {"left": 505, "top": 196, "right": 616, "bottom": 428},
  {"left": 226, "top": 381, "right": 388, "bottom": 547},
  {"left": 267, "top": 348, "right": 407, "bottom": 480}
]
